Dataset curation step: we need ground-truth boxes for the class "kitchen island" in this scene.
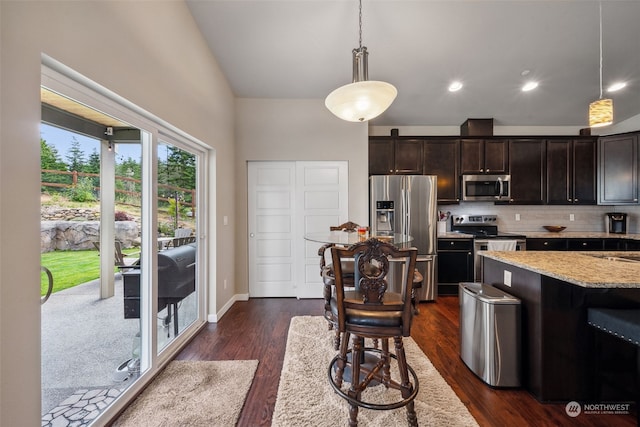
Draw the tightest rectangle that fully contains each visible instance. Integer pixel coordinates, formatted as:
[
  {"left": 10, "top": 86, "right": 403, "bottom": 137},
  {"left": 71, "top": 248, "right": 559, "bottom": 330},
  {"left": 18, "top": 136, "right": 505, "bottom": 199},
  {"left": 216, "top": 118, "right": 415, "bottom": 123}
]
[{"left": 480, "top": 251, "right": 640, "bottom": 402}]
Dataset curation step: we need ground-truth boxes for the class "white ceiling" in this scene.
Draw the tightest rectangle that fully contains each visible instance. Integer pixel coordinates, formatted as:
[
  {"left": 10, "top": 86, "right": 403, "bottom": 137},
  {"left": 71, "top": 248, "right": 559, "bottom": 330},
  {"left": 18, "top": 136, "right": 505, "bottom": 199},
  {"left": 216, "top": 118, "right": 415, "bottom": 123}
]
[{"left": 186, "top": 0, "right": 640, "bottom": 128}]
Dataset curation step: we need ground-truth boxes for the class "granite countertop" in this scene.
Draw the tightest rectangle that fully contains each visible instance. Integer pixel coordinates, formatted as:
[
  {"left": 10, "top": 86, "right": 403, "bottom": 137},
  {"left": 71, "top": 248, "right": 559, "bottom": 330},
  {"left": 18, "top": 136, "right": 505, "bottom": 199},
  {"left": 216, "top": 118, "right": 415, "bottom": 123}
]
[
  {"left": 480, "top": 250, "right": 640, "bottom": 289},
  {"left": 438, "top": 231, "right": 640, "bottom": 240},
  {"left": 438, "top": 232, "right": 475, "bottom": 239}
]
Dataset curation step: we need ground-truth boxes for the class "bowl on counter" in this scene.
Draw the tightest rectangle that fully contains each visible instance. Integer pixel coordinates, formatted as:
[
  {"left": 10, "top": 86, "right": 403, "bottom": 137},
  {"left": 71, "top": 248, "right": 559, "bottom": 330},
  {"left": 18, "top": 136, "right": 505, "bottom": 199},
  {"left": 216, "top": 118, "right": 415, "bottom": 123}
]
[{"left": 543, "top": 225, "right": 566, "bottom": 233}]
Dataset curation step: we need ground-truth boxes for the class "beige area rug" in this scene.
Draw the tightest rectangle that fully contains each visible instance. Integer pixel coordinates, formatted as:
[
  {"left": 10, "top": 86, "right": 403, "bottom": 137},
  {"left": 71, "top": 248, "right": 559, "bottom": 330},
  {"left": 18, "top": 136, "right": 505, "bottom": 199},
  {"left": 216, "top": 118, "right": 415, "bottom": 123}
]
[
  {"left": 113, "top": 360, "right": 258, "bottom": 427},
  {"left": 273, "top": 316, "right": 479, "bottom": 427}
]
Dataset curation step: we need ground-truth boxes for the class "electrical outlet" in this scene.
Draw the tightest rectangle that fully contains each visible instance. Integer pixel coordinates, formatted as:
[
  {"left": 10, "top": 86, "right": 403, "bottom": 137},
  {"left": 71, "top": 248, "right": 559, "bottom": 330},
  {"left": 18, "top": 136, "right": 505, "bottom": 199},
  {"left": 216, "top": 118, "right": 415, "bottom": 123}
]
[
  {"left": 224, "top": 279, "right": 227, "bottom": 289},
  {"left": 504, "top": 270, "right": 512, "bottom": 287},
  {"left": 515, "top": 213, "right": 521, "bottom": 221},
  {"left": 570, "top": 214, "right": 575, "bottom": 221},
  {"left": 223, "top": 215, "right": 229, "bottom": 226}
]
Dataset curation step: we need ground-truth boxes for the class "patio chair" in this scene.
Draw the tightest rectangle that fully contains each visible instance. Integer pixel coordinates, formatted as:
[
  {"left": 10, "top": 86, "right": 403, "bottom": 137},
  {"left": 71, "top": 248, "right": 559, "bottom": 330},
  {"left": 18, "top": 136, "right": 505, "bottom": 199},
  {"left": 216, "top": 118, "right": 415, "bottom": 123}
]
[
  {"left": 174, "top": 228, "right": 192, "bottom": 238},
  {"left": 93, "top": 241, "right": 139, "bottom": 270}
]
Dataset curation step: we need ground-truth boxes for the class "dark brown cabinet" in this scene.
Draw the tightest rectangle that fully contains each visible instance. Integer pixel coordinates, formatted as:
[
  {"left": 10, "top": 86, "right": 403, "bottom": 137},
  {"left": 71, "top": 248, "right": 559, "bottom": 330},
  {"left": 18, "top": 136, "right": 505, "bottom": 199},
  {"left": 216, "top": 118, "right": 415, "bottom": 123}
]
[
  {"left": 369, "top": 137, "right": 423, "bottom": 175},
  {"left": 460, "top": 138, "right": 508, "bottom": 174},
  {"left": 423, "top": 138, "right": 460, "bottom": 203},
  {"left": 506, "top": 139, "right": 545, "bottom": 204},
  {"left": 526, "top": 238, "right": 568, "bottom": 250},
  {"left": 567, "top": 239, "right": 604, "bottom": 251},
  {"left": 546, "top": 138, "right": 597, "bottom": 205},
  {"left": 598, "top": 133, "right": 639, "bottom": 204},
  {"left": 527, "top": 237, "right": 629, "bottom": 251}
]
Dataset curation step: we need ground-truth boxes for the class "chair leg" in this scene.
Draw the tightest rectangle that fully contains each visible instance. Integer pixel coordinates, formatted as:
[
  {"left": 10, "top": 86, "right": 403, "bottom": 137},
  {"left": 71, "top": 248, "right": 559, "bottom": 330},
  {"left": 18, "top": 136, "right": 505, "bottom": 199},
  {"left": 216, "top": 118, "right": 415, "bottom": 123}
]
[
  {"left": 348, "top": 335, "right": 362, "bottom": 427},
  {"left": 333, "top": 329, "right": 341, "bottom": 351},
  {"left": 335, "top": 331, "right": 350, "bottom": 388},
  {"left": 394, "top": 336, "right": 418, "bottom": 427},
  {"left": 381, "top": 338, "right": 391, "bottom": 386}
]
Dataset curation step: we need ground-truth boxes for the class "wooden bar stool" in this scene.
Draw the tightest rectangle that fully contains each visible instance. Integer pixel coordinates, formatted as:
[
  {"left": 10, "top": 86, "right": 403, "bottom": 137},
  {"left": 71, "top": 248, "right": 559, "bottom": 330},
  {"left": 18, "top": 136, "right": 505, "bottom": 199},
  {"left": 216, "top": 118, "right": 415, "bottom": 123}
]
[{"left": 326, "top": 238, "right": 419, "bottom": 426}]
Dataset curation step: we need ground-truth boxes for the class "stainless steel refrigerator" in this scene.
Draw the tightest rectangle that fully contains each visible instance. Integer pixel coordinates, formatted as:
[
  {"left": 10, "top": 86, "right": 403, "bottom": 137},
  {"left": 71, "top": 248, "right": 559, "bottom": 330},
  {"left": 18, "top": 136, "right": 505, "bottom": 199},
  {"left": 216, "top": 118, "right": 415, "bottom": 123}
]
[{"left": 369, "top": 175, "right": 438, "bottom": 301}]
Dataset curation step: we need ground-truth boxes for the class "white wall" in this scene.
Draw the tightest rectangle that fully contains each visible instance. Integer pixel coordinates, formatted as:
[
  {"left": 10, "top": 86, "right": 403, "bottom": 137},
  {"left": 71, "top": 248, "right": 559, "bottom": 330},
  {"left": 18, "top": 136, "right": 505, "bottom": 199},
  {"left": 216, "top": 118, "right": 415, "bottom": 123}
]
[
  {"left": 611, "top": 113, "right": 640, "bottom": 135},
  {"left": 234, "top": 98, "right": 368, "bottom": 294},
  {"left": 0, "top": 1, "right": 235, "bottom": 425}
]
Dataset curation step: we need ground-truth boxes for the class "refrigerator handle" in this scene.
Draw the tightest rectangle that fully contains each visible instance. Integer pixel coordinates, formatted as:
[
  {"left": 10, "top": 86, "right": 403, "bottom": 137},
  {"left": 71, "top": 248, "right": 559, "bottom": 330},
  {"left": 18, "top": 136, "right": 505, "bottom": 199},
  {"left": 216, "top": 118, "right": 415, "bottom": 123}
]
[{"left": 403, "top": 176, "right": 409, "bottom": 236}]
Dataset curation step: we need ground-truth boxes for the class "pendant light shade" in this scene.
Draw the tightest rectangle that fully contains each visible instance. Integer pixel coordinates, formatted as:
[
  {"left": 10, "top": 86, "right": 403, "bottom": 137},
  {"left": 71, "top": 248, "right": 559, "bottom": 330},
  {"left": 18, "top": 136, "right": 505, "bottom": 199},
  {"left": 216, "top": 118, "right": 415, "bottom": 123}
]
[
  {"left": 589, "top": 2, "right": 613, "bottom": 128},
  {"left": 589, "top": 98, "right": 613, "bottom": 128},
  {"left": 325, "top": 80, "right": 397, "bottom": 122},
  {"left": 325, "top": 1, "right": 397, "bottom": 122}
]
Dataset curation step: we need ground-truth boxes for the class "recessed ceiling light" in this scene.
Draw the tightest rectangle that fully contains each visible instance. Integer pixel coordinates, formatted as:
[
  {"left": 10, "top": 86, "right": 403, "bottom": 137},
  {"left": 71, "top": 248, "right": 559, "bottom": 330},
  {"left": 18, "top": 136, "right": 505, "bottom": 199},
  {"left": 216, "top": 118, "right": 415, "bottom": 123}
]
[
  {"left": 522, "top": 81, "right": 539, "bottom": 92},
  {"left": 448, "top": 81, "right": 463, "bottom": 92},
  {"left": 607, "top": 82, "right": 627, "bottom": 92}
]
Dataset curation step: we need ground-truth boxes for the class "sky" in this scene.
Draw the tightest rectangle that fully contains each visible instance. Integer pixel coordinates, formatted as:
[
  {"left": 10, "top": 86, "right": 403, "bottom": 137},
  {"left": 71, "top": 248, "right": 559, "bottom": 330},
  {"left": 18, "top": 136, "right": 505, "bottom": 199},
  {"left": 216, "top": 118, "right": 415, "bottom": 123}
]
[{"left": 40, "top": 123, "right": 141, "bottom": 163}]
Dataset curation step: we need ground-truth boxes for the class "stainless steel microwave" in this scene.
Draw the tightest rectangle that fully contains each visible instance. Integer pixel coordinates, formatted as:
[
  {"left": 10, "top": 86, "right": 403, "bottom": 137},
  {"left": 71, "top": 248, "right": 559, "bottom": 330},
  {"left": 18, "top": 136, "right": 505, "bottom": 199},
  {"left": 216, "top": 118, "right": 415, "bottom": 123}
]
[{"left": 462, "top": 174, "right": 510, "bottom": 201}]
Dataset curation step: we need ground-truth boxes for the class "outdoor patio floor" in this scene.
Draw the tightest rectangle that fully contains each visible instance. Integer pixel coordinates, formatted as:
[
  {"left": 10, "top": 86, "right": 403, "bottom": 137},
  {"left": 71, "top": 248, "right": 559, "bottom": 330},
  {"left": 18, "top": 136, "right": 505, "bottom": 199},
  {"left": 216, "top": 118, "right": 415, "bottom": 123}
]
[{"left": 41, "top": 273, "right": 196, "bottom": 425}]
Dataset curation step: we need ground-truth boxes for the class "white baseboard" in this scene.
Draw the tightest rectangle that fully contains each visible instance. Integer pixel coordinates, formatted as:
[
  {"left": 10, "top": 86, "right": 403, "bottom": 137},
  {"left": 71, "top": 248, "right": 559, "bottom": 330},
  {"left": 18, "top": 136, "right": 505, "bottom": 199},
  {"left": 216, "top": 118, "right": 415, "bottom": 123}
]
[{"left": 207, "top": 293, "right": 249, "bottom": 323}]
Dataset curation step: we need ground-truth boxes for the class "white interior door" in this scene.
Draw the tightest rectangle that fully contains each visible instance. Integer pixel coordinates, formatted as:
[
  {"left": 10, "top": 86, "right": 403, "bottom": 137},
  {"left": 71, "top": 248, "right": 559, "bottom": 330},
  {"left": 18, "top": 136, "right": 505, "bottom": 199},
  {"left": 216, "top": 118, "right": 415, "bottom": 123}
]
[
  {"left": 248, "top": 161, "right": 348, "bottom": 298},
  {"left": 295, "top": 161, "right": 348, "bottom": 298},
  {"left": 248, "top": 162, "right": 296, "bottom": 297}
]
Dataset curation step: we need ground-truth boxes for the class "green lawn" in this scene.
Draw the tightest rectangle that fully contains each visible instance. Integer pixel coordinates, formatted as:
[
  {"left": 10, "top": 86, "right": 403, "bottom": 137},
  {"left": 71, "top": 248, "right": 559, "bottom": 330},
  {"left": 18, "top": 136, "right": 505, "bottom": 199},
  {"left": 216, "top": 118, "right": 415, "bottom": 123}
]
[{"left": 40, "top": 248, "right": 138, "bottom": 295}]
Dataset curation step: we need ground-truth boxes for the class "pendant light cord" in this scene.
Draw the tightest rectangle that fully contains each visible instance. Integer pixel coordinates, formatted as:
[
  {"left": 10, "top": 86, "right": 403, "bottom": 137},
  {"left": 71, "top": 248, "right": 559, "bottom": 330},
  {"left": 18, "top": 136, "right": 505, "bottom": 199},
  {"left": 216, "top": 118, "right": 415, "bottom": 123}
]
[
  {"left": 598, "top": 1, "right": 603, "bottom": 99},
  {"left": 358, "top": 0, "right": 363, "bottom": 49}
]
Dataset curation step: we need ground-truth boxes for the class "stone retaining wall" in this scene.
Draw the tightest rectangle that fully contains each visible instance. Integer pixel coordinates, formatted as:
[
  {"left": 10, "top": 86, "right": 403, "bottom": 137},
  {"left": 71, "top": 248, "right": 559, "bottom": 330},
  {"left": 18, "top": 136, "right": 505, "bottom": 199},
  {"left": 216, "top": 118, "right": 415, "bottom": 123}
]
[
  {"left": 41, "top": 207, "right": 101, "bottom": 221},
  {"left": 41, "top": 221, "right": 139, "bottom": 253}
]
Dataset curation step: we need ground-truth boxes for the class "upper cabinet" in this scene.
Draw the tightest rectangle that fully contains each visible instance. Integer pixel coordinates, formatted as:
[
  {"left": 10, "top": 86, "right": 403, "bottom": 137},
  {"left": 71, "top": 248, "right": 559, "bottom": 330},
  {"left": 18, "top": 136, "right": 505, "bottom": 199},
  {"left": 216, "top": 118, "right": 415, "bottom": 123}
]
[
  {"left": 598, "top": 133, "right": 639, "bottom": 205},
  {"left": 460, "top": 138, "right": 508, "bottom": 174},
  {"left": 505, "top": 139, "right": 545, "bottom": 204},
  {"left": 423, "top": 138, "right": 460, "bottom": 204},
  {"left": 546, "top": 138, "right": 597, "bottom": 205},
  {"left": 369, "top": 130, "right": 640, "bottom": 206},
  {"left": 369, "top": 137, "right": 423, "bottom": 175}
]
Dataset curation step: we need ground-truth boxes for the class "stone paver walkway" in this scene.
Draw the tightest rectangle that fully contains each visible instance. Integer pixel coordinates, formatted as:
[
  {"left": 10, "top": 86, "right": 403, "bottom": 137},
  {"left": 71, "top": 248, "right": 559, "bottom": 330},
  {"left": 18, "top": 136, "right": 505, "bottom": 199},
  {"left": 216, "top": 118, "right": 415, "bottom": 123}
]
[{"left": 41, "top": 388, "right": 123, "bottom": 427}]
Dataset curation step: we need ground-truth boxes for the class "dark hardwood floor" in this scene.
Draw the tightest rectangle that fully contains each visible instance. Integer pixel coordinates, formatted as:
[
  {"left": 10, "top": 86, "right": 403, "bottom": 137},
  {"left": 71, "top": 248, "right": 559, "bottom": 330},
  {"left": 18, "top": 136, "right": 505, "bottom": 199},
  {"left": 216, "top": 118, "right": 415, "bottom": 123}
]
[{"left": 176, "top": 296, "right": 636, "bottom": 427}]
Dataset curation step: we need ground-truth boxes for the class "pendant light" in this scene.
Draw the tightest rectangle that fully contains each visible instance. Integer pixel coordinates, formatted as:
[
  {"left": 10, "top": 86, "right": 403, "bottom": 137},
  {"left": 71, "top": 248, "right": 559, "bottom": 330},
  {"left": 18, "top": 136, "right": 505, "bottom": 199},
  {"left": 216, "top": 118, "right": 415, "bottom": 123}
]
[
  {"left": 325, "top": 0, "right": 397, "bottom": 122},
  {"left": 589, "top": 1, "right": 613, "bottom": 128}
]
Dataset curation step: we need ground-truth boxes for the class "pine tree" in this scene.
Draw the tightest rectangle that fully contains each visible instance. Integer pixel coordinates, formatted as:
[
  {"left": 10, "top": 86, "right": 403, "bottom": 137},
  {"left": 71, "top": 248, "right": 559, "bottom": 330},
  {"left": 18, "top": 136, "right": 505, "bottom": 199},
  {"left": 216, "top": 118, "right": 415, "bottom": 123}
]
[{"left": 65, "top": 136, "right": 86, "bottom": 172}]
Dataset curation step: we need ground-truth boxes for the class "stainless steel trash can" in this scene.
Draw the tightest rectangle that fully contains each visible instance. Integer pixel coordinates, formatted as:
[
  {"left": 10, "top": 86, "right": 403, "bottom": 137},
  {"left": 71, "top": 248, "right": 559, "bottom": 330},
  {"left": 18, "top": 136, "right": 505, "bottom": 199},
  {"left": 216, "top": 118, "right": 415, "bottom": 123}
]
[{"left": 459, "top": 282, "right": 521, "bottom": 387}]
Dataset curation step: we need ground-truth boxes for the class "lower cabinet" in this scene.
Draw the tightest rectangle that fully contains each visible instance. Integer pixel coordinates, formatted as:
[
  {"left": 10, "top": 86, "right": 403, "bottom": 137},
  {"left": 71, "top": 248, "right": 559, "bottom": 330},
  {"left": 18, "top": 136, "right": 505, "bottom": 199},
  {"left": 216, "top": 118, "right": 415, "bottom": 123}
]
[
  {"left": 437, "top": 238, "right": 473, "bottom": 295},
  {"left": 526, "top": 238, "right": 568, "bottom": 251},
  {"left": 567, "top": 239, "right": 604, "bottom": 251},
  {"left": 527, "top": 238, "right": 631, "bottom": 251}
]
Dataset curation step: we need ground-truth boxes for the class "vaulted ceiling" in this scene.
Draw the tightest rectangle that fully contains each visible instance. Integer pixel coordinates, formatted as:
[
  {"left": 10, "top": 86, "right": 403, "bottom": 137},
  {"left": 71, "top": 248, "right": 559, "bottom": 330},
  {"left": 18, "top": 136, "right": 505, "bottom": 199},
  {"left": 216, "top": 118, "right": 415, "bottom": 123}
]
[{"left": 186, "top": 0, "right": 640, "bottom": 128}]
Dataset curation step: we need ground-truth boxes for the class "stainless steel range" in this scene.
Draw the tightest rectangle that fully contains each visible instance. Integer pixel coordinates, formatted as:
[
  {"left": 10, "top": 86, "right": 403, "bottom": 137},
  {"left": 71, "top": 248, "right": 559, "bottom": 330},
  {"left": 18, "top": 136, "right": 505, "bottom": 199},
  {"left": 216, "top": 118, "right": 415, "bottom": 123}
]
[{"left": 450, "top": 214, "right": 526, "bottom": 281}]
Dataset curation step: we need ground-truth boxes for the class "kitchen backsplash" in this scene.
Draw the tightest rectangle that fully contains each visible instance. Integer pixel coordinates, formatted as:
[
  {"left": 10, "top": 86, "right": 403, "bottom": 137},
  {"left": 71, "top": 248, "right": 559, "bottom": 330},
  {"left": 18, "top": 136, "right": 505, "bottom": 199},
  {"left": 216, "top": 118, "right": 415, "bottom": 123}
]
[{"left": 437, "top": 203, "right": 640, "bottom": 234}]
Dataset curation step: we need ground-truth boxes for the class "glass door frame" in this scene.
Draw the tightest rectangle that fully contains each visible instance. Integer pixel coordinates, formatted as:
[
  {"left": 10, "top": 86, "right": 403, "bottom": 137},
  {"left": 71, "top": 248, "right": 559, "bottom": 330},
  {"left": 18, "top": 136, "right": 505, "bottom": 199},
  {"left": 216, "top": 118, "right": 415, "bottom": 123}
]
[{"left": 41, "top": 58, "right": 209, "bottom": 424}]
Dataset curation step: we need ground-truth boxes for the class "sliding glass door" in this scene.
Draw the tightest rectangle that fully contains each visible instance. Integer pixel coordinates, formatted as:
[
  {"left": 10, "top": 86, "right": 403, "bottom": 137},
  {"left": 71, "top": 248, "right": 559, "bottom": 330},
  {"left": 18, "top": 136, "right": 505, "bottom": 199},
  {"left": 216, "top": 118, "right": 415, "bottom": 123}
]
[
  {"left": 40, "top": 66, "right": 207, "bottom": 425},
  {"left": 156, "top": 139, "right": 200, "bottom": 353}
]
